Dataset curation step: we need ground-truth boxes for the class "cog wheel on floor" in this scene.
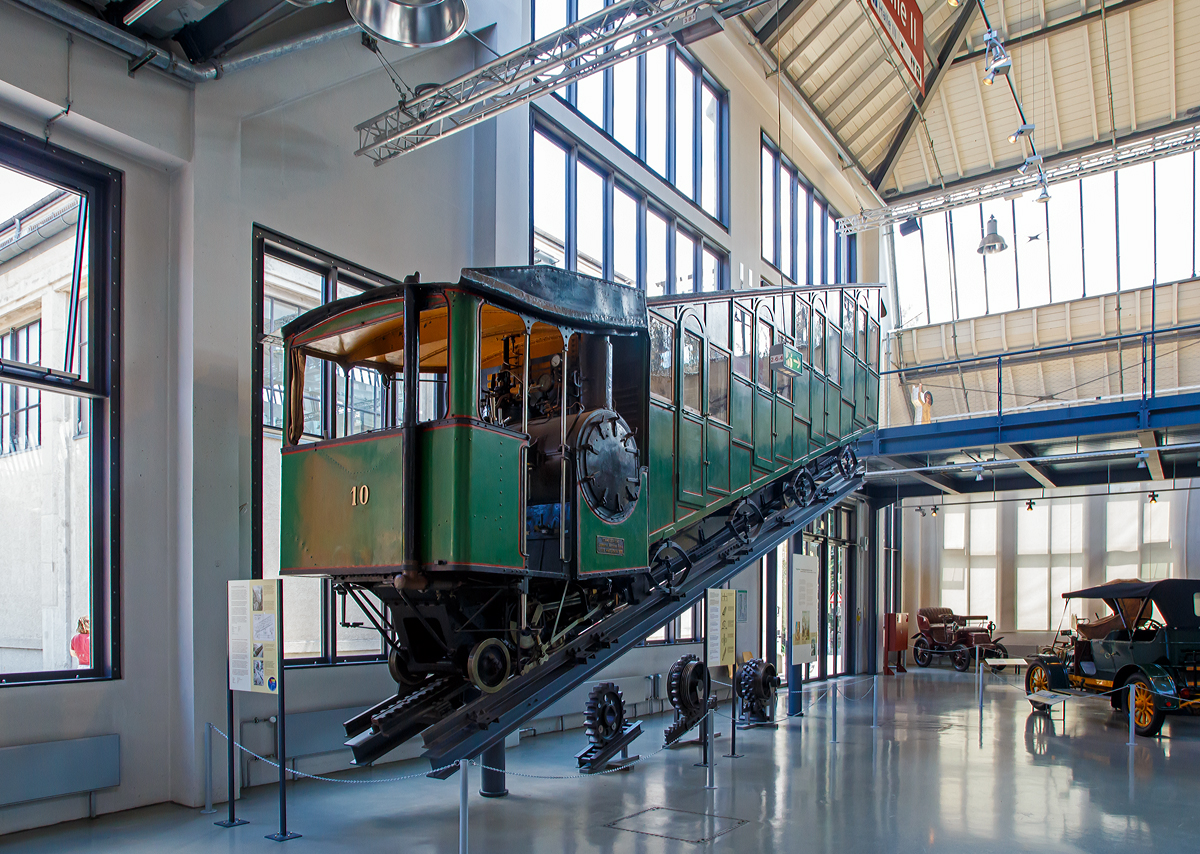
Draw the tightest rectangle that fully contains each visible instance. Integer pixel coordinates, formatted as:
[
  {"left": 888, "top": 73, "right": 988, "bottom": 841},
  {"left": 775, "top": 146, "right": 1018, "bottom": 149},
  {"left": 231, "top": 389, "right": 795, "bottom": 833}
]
[
  {"left": 735, "top": 658, "right": 781, "bottom": 721},
  {"left": 664, "top": 654, "right": 709, "bottom": 745},
  {"left": 584, "top": 682, "right": 626, "bottom": 746}
]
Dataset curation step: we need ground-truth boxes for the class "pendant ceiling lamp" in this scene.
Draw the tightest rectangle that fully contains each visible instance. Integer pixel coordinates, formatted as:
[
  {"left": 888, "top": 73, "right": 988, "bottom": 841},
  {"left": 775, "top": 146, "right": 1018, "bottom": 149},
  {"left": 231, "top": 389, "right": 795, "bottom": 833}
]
[
  {"left": 977, "top": 215, "right": 1007, "bottom": 255},
  {"left": 347, "top": 0, "right": 468, "bottom": 47}
]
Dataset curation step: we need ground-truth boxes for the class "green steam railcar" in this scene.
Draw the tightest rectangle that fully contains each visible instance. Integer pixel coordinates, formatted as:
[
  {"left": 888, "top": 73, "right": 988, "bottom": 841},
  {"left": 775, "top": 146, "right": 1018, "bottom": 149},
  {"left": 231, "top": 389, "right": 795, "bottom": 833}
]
[{"left": 278, "top": 266, "right": 879, "bottom": 699}]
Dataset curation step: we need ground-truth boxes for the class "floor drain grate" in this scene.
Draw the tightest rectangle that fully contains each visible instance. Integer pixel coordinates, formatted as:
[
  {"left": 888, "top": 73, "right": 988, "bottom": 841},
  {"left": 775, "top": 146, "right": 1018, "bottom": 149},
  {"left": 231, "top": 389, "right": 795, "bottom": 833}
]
[{"left": 604, "top": 806, "right": 749, "bottom": 843}]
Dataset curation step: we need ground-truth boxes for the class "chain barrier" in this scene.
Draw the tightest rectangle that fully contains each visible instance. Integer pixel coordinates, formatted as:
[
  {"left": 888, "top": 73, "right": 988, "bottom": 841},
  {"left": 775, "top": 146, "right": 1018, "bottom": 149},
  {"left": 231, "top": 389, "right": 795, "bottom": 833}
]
[{"left": 211, "top": 726, "right": 430, "bottom": 785}]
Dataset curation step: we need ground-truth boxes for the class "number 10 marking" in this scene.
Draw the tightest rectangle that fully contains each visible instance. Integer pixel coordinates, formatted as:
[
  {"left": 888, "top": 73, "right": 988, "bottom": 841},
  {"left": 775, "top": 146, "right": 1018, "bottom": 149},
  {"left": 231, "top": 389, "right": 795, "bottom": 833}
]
[{"left": 351, "top": 485, "right": 370, "bottom": 506}]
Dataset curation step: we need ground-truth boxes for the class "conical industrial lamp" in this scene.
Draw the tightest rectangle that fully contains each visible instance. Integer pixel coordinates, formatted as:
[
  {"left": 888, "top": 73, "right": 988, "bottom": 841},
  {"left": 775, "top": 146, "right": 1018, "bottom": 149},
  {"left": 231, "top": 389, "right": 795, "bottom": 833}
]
[
  {"left": 348, "top": 0, "right": 468, "bottom": 47},
  {"left": 977, "top": 215, "right": 1007, "bottom": 255}
]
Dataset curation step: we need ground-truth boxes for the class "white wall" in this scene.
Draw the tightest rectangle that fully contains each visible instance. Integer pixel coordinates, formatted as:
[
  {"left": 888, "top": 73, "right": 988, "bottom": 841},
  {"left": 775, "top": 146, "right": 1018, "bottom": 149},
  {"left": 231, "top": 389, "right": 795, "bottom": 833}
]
[{"left": 0, "top": 0, "right": 869, "bottom": 834}]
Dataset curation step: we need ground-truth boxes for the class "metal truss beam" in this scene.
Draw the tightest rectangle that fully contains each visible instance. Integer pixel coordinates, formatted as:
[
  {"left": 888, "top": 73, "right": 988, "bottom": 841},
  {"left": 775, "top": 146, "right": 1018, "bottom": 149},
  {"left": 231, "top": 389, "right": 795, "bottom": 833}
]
[
  {"left": 876, "top": 455, "right": 962, "bottom": 493},
  {"left": 839, "top": 117, "right": 1200, "bottom": 234},
  {"left": 997, "top": 443, "right": 1057, "bottom": 488},
  {"left": 756, "top": 0, "right": 822, "bottom": 49},
  {"left": 355, "top": 0, "right": 774, "bottom": 165},
  {"left": 1138, "top": 430, "right": 1165, "bottom": 480},
  {"left": 870, "top": 0, "right": 979, "bottom": 190}
]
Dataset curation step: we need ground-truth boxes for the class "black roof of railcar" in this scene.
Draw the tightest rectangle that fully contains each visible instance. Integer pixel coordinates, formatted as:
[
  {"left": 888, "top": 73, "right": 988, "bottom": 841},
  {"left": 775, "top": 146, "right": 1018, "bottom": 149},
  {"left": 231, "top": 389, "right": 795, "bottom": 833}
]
[
  {"left": 1064, "top": 579, "right": 1200, "bottom": 629},
  {"left": 281, "top": 265, "right": 646, "bottom": 346}
]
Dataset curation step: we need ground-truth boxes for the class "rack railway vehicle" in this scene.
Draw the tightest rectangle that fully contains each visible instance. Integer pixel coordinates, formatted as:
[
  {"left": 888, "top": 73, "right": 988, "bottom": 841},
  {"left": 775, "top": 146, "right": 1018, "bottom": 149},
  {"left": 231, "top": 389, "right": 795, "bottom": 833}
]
[
  {"left": 1025, "top": 579, "right": 1200, "bottom": 736},
  {"left": 277, "top": 266, "right": 880, "bottom": 768}
]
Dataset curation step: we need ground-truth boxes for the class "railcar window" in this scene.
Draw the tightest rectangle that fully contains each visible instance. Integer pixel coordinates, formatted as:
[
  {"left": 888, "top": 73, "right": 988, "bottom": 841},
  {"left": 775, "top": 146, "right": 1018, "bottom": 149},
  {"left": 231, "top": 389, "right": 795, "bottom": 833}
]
[
  {"left": 682, "top": 330, "right": 702, "bottom": 413},
  {"left": 478, "top": 305, "right": 528, "bottom": 429},
  {"left": 868, "top": 318, "right": 880, "bottom": 367},
  {"left": 795, "top": 299, "right": 810, "bottom": 364},
  {"left": 650, "top": 317, "right": 675, "bottom": 402},
  {"left": 756, "top": 319, "right": 772, "bottom": 388},
  {"left": 812, "top": 312, "right": 825, "bottom": 375},
  {"left": 775, "top": 340, "right": 792, "bottom": 401},
  {"left": 709, "top": 348, "right": 730, "bottom": 423},
  {"left": 706, "top": 300, "right": 729, "bottom": 350},
  {"left": 732, "top": 306, "right": 752, "bottom": 377},
  {"left": 827, "top": 318, "right": 841, "bottom": 385},
  {"left": 857, "top": 305, "right": 868, "bottom": 360}
]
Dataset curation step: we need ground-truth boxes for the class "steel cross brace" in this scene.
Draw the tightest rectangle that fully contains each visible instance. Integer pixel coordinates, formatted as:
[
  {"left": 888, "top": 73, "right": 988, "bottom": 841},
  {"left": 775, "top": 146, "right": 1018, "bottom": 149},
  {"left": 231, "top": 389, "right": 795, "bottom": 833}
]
[{"left": 354, "top": 0, "right": 774, "bottom": 164}]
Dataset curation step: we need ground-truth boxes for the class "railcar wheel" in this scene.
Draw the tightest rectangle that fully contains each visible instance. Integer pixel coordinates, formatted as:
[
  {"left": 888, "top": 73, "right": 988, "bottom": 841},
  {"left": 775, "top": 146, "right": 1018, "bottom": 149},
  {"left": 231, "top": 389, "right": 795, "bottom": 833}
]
[
  {"left": 837, "top": 446, "right": 858, "bottom": 479},
  {"left": 952, "top": 649, "right": 971, "bottom": 672},
  {"left": 1026, "top": 662, "right": 1051, "bottom": 712},
  {"left": 1127, "top": 674, "right": 1165, "bottom": 737},
  {"left": 467, "top": 638, "right": 511, "bottom": 694},
  {"left": 388, "top": 648, "right": 423, "bottom": 687},
  {"left": 988, "top": 643, "right": 1009, "bottom": 674},
  {"left": 912, "top": 637, "right": 933, "bottom": 667},
  {"left": 585, "top": 682, "right": 625, "bottom": 746}
]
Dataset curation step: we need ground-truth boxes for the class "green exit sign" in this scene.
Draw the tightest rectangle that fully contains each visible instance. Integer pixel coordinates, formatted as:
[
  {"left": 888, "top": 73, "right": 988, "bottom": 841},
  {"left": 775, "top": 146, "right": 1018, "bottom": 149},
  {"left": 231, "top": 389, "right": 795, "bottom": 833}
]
[{"left": 770, "top": 343, "right": 803, "bottom": 378}]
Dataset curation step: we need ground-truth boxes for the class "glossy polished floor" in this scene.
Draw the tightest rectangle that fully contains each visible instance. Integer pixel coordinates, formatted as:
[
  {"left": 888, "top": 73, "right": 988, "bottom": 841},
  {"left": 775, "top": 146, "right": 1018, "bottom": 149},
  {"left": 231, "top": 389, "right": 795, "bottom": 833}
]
[{"left": 4, "top": 669, "right": 1198, "bottom": 852}]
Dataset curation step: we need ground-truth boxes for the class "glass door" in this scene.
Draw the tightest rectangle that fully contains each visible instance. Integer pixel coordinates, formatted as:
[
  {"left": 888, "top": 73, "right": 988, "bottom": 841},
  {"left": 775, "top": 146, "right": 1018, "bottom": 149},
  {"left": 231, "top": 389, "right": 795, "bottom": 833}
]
[{"left": 826, "top": 544, "right": 848, "bottom": 677}]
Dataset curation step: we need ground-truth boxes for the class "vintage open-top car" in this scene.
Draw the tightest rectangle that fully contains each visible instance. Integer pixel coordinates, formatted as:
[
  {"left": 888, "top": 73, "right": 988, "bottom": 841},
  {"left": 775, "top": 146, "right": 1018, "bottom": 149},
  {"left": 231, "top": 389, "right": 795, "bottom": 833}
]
[
  {"left": 912, "top": 606, "right": 1010, "bottom": 672},
  {"left": 1025, "top": 579, "right": 1200, "bottom": 736}
]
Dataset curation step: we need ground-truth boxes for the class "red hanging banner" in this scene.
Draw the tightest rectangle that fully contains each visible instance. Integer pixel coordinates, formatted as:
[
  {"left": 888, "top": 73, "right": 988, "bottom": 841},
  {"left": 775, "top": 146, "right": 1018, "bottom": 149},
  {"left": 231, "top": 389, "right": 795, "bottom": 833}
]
[{"left": 866, "top": 0, "right": 925, "bottom": 94}]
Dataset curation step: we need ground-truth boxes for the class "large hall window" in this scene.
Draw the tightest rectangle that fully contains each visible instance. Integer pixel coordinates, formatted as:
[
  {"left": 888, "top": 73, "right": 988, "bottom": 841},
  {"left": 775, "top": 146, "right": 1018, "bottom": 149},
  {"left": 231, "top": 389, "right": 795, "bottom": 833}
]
[
  {"left": 761, "top": 134, "right": 853, "bottom": 286},
  {"left": 534, "top": 2, "right": 728, "bottom": 223},
  {"left": 253, "top": 228, "right": 397, "bottom": 665},
  {"left": 939, "top": 507, "right": 996, "bottom": 620},
  {"left": 1016, "top": 500, "right": 1083, "bottom": 631},
  {"left": 892, "top": 151, "right": 1200, "bottom": 328},
  {"left": 0, "top": 126, "right": 120, "bottom": 685},
  {"left": 532, "top": 120, "right": 728, "bottom": 294}
]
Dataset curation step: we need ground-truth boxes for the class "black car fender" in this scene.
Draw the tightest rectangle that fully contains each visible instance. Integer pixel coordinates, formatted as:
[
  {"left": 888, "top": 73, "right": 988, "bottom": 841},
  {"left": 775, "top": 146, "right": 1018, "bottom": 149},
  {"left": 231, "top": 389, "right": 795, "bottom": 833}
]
[
  {"left": 1117, "top": 664, "right": 1179, "bottom": 711},
  {"left": 1026, "top": 654, "right": 1069, "bottom": 690}
]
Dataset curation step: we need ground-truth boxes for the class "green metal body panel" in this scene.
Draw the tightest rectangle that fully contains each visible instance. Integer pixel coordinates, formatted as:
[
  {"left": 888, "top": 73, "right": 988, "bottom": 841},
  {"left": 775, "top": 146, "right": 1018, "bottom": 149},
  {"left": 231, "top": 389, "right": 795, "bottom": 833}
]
[
  {"left": 730, "top": 442, "right": 751, "bottom": 493},
  {"left": 826, "top": 382, "right": 841, "bottom": 440},
  {"left": 706, "top": 422, "right": 731, "bottom": 495},
  {"left": 810, "top": 375, "right": 825, "bottom": 441},
  {"left": 445, "top": 291, "right": 480, "bottom": 418},
  {"left": 866, "top": 373, "right": 879, "bottom": 424},
  {"left": 854, "top": 363, "right": 867, "bottom": 417},
  {"left": 292, "top": 297, "right": 405, "bottom": 347},
  {"left": 417, "top": 422, "right": 524, "bottom": 571},
  {"left": 730, "top": 377, "right": 753, "bottom": 445},
  {"left": 753, "top": 390, "right": 774, "bottom": 469},
  {"left": 280, "top": 429, "right": 406, "bottom": 573},
  {"left": 841, "top": 349, "right": 854, "bottom": 402},
  {"left": 792, "top": 368, "right": 810, "bottom": 422},
  {"left": 678, "top": 412, "right": 705, "bottom": 505},
  {"left": 793, "top": 421, "right": 809, "bottom": 459},
  {"left": 774, "top": 399, "right": 793, "bottom": 463},
  {"left": 841, "top": 401, "right": 854, "bottom": 438},
  {"left": 648, "top": 402, "right": 675, "bottom": 533},
  {"left": 577, "top": 470, "right": 649, "bottom": 575}
]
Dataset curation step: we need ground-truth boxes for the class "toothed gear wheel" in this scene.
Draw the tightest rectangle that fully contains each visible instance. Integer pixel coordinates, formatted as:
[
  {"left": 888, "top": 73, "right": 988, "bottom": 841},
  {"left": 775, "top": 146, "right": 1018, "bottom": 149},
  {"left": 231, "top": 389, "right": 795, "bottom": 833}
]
[
  {"left": 735, "top": 659, "right": 781, "bottom": 719},
  {"left": 664, "top": 654, "right": 709, "bottom": 745},
  {"left": 837, "top": 445, "right": 858, "bottom": 479},
  {"left": 584, "top": 682, "right": 625, "bottom": 746}
]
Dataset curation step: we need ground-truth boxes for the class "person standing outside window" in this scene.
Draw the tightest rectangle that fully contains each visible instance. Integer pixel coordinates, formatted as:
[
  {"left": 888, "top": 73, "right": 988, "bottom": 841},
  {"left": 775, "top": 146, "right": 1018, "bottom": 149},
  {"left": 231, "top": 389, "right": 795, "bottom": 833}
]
[{"left": 70, "top": 617, "right": 91, "bottom": 669}]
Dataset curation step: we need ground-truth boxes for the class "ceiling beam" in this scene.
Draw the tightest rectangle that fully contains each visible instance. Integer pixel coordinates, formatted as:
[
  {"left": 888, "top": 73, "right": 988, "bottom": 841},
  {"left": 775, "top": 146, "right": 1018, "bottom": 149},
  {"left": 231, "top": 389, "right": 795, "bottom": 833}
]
[
  {"left": 868, "top": 0, "right": 979, "bottom": 189},
  {"left": 952, "top": 0, "right": 1155, "bottom": 66},
  {"left": 757, "top": 0, "right": 824, "bottom": 50},
  {"left": 970, "top": 70, "right": 996, "bottom": 170},
  {"left": 778, "top": 0, "right": 855, "bottom": 74},
  {"left": 1043, "top": 40, "right": 1063, "bottom": 151},
  {"left": 1138, "top": 431, "right": 1165, "bottom": 480},
  {"left": 997, "top": 443, "right": 1058, "bottom": 488},
  {"left": 825, "top": 54, "right": 891, "bottom": 117},
  {"left": 795, "top": 16, "right": 868, "bottom": 88},
  {"left": 879, "top": 456, "right": 963, "bottom": 493},
  {"left": 938, "top": 86, "right": 964, "bottom": 176},
  {"left": 174, "top": 0, "right": 299, "bottom": 63}
]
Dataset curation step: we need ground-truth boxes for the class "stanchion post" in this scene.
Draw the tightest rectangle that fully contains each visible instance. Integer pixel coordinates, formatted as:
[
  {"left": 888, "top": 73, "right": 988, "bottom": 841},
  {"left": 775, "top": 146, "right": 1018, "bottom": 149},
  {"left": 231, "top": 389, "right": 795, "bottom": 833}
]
[
  {"left": 830, "top": 684, "right": 838, "bottom": 744},
  {"left": 976, "top": 646, "right": 982, "bottom": 712},
  {"left": 267, "top": 583, "right": 300, "bottom": 842},
  {"left": 459, "top": 758, "right": 469, "bottom": 854},
  {"left": 705, "top": 708, "right": 716, "bottom": 790},
  {"left": 872, "top": 675, "right": 879, "bottom": 729},
  {"left": 201, "top": 723, "right": 216, "bottom": 815},
  {"left": 1127, "top": 683, "right": 1137, "bottom": 746},
  {"left": 724, "top": 692, "right": 743, "bottom": 759},
  {"left": 216, "top": 657, "right": 247, "bottom": 828}
]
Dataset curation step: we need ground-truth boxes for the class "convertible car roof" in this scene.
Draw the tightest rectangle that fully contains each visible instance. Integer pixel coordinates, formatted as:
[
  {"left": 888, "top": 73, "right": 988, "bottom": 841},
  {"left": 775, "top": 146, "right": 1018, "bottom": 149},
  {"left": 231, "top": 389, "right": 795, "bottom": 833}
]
[{"left": 1064, "top": 579, "right": 1200, "bottom": 629}]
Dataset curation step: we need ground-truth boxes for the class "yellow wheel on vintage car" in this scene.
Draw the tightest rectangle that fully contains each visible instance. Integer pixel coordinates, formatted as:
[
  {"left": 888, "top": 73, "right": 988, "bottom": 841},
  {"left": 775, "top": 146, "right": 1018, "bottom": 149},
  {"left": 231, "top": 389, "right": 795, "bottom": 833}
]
[
  {"left": 1127, "top": 674, "right": 1165, "bottom": 737},
  {"left": 1026, "top": 663, "right": 1051, "bottom": 712}
]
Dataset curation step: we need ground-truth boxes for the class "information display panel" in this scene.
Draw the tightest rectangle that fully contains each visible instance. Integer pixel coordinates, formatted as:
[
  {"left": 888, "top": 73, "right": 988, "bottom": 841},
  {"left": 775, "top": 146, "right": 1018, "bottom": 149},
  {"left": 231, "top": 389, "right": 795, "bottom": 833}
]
[{"left": 229, "top": 579, "right": 281, "bottom": 694}]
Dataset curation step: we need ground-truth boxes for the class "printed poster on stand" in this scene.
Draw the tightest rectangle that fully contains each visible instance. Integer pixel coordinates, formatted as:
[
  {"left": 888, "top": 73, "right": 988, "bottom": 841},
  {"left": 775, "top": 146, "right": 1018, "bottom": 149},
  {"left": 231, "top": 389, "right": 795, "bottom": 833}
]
[
  {"left": 791, "top": 554, "right": 819, "bottom": 666},
  {"left": 229, "top": 579, "right": 281, "bottom": 694}
]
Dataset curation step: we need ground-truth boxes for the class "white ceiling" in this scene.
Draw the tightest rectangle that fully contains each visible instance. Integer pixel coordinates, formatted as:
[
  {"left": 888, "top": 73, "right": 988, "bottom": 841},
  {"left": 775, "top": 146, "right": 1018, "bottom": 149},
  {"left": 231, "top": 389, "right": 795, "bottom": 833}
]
[{"left": 742, "top": 0, "right": 1200, "bottom": 202}]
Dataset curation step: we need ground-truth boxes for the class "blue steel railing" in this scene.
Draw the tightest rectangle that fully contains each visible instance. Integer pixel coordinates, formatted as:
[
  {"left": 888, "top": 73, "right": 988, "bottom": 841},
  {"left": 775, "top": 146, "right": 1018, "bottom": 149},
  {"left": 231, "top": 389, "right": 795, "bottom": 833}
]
[{"left": 880, "top": 321, "right": 1200, "bottom": 428}]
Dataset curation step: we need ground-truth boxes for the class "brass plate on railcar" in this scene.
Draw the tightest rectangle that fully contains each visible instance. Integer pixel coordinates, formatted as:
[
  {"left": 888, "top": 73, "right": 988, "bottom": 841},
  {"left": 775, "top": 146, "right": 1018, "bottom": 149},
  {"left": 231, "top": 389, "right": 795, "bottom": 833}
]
[{"left": 596, "top": 535, "right": 625, "bottom": 556}]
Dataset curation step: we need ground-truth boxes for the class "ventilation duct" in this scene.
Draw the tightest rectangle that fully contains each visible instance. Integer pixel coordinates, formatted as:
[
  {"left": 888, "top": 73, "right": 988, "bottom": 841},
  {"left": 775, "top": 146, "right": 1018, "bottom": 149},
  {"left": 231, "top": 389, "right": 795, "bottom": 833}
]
[{"left": 347, "top": 0, "right": 467, "bottom": 46}]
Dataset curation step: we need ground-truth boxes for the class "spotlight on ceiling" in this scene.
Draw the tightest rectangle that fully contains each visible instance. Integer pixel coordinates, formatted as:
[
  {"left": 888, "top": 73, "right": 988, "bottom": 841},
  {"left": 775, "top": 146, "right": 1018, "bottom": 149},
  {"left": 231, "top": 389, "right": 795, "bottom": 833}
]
[
  {"left": 1017, "top": 154, "right": 1043, "bottom": 175},
  {"left": 1008, "top": 123, "right": 1035, "bottom": 144},
  {"left": 1034, "top": 182, "right": 1051, "bottom": 204},
  {"left": 1149, "top": 491, "right": 1159, "bottom": 503},
  {"left": 899, "top": 217, "right": 921, "bottom": 236},
  {"left": 982, "top": 30, "right": 1011, "bottom": 84},
  {"left": 1136, "top": 450, "right": 1148, "bottom": 468},
  {"left": 947, "top": 0, "right": 959, "bottom": 6},
  {"left": 977, "top": 216, "right": 1008, "bottom": 255},
  {"left": 347, "top": 0, "right": 468, "bottom": 47},
  {"left": 1026, "top": 499, "right": 1035, "bottom": 511},
  {"left": 973, "top": 465, "right": 985, "bottom": 482},
  {"left": 917, "top": 507, "right": 927, "bottom": 516},
  {"left": 932, "top": 505, "right": 939, "bottom": 516}
]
